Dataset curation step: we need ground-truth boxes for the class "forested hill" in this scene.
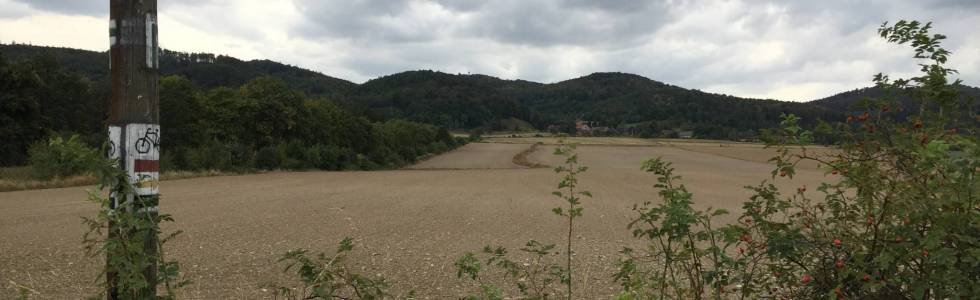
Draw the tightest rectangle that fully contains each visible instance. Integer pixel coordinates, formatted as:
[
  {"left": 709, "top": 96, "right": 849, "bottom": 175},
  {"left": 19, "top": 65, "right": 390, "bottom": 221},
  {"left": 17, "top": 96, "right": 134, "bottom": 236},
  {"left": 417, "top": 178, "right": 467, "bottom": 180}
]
[
  {"left": 519, "top": 72, "right": 838, "bottom": 139},
  {"left": 810, "top": 85, "right": 980, "bottom": 119},
  {"left": 343, "top": 70, "right": 843, "bottom": 139},
  {"left": 0, "top": 44, "right": 355, "bottom": 100},
  {"left": 16, "top": 43, "right": 964, "bottom": 140}
]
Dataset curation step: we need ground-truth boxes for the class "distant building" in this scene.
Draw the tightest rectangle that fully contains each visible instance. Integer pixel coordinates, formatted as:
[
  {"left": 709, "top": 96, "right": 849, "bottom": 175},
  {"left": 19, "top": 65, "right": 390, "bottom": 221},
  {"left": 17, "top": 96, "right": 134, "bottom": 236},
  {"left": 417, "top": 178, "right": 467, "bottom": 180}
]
[
  {"left": 678, "top": 131, "right": 694, "bottom": 139},
  {"left": 575, "top": 120, "right": 593, "bottom": 136}
]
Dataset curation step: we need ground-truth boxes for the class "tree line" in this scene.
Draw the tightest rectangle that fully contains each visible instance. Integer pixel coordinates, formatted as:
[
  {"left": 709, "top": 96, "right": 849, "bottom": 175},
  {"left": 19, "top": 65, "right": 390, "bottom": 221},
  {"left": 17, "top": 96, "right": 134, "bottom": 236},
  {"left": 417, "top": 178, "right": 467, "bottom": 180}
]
[
  {"left": 0, "top": 51, "right": 465, "bottom": 170},
  {"left": 2, "top": 44, "right": 860, "bottom": 144}
]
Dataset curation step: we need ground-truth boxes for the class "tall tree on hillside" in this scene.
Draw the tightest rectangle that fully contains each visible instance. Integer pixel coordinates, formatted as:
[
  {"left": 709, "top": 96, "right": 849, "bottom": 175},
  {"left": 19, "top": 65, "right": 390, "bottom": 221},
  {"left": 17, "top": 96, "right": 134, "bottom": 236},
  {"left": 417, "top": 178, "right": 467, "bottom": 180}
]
[
  {"left": 239, "top": 76, "right": 306, "bottom": 148},
  {"left": 28, "top": 53, "right": 104, "bottom": 136},
  {"left": 160, "top": 75, "right": 206, "bottom": 166},
  {"left": 0, "top": 54, "right": 45, "bottom": 166}
]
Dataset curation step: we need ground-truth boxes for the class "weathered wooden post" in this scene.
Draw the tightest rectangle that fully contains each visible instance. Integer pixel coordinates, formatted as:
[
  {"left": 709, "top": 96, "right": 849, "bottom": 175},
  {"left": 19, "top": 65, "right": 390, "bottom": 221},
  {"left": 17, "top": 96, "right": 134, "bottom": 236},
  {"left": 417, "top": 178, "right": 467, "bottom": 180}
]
[{"left": 107, "top": 0, "right": 160, "bottom": 298}]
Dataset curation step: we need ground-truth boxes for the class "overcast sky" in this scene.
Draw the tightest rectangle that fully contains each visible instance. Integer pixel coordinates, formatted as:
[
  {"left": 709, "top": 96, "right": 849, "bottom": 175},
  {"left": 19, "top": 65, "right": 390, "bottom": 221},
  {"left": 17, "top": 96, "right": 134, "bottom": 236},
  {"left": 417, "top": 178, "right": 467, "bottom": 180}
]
[{"left": 1, "top": 0, "right": 977, "bottom": 101}]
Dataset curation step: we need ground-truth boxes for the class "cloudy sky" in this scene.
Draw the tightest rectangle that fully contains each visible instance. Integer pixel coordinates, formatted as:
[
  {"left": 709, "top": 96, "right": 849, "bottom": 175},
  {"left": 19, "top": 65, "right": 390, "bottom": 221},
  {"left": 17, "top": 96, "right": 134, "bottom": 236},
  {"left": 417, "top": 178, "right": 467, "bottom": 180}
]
[{"left": 1, "top": 0, "right": 977, "bottom": 101}]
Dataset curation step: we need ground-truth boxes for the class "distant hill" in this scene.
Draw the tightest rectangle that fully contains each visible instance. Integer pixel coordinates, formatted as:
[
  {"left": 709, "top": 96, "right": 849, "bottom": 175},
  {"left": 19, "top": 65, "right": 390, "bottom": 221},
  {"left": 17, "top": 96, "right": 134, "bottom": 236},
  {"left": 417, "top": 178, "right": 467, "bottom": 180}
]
[
  {"left": 346, "top": 70, "right": 533, "bottom": 128},
  {"left": 519, "top": 72, "right": 839, "bottom": 139},
  {"left": 810, "top": 85, "right": 980, "bottom": 120},
  {"left": 0, "top": 44, "right": 355, "bottom": 99},
  {"left": 18, "top": 43, "right": 974, "bottom": 139}
]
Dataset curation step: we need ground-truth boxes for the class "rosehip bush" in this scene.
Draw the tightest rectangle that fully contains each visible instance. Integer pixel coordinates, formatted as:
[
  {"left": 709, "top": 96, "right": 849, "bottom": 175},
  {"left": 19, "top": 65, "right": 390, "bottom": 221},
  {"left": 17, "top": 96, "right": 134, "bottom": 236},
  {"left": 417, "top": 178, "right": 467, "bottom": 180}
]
[
  {"left": 743, "top": 20, "right": 978, "bottom": 299},
  {"left": 616, "top": 20, "right": 977, "bottom": 300}
]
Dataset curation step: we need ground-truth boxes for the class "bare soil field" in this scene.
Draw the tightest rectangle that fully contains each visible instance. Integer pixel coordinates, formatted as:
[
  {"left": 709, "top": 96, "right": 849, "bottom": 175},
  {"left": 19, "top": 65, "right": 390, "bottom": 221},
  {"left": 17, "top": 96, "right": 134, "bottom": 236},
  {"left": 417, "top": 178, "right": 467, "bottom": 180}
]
[
  {"left": 1, "top": 139, "right": 832, "bottom": 299},
  {"left": 408, "top": 143, "right": 529, "bottom": 169},
  {"left": 484, "top": 136, "right": 663, "bottom": 146}
]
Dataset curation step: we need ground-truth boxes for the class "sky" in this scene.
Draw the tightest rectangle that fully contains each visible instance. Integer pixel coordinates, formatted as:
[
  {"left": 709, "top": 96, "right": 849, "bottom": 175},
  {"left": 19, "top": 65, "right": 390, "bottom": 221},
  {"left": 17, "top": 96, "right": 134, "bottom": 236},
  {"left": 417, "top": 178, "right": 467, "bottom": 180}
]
[{"left": 0, "top": 0, "right": 977, "bottom": 102}]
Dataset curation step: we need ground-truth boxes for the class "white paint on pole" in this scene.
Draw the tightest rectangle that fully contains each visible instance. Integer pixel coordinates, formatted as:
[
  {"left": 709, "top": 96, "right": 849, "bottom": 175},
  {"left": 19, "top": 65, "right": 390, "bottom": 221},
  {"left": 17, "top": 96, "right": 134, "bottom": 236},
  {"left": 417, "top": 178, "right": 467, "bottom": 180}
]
[
  {"left": 109, "top": 19, "right": 118, "bottom": 46},
  {"left": 108, "top": 126, "right": 122, "bottom": 161},
  {"left": 108, "top": 125, "right": 123, "bottom": 208},
  {"left": 124, "top": 123, "right": 160, "bottom": 197},
  {"left": 145, "top": 14, "right": 157, "bottom": 69}
]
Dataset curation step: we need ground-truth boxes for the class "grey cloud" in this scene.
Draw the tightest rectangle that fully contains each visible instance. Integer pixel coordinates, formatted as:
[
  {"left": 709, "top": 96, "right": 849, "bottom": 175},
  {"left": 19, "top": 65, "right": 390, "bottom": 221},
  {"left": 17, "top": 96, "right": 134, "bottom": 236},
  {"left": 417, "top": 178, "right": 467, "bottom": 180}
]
[
  {"left": 563, "top": 0, "right": 654, "bottom": 12},
  {"left": 290, "top": 0, "right": 676, "bottom": 47},
  {"left": 460, "top": 0, "right": 674, "bottom": 47},
  {"left": 291, "top": 0, "right": 428, "bottom": 42},
  {"left": 11, "top": 0, "right": 106, "bottom": 16},
  {"left": 0, "top": 0, "right": 32, "bottom": 19},
  {"left": 431, "top": 0, "right": 486, "bottom": 12}
]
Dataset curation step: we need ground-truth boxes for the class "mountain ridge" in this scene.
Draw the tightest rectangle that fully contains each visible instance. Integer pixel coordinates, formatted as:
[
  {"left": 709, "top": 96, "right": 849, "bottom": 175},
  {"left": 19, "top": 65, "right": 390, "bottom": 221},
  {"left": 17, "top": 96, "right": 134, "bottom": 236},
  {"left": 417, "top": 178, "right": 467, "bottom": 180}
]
[{"left": 5, "top": 43, "right": 973, "bottom": 139}]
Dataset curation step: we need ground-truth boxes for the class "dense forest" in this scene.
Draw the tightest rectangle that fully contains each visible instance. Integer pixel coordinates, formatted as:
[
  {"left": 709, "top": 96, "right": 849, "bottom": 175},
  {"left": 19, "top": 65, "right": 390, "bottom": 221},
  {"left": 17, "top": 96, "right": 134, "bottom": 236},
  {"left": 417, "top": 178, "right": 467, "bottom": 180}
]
[
  {"left": 2, "top": 43, "right": 977, "bottom": 168},
  {"left": 811, "top": 84, "right": 980, "bottom": 118},
  {"left": 0, "top": 48, "right": 462, "bottom": 168}
]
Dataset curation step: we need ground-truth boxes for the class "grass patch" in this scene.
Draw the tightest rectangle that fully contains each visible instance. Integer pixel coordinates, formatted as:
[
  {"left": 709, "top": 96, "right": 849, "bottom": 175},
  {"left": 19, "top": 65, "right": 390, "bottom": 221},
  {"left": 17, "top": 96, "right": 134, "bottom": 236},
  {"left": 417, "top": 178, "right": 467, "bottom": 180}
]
[
  {"left": 0, "top": 169, "right": 242, "bottom": 193},
  {"left": 0, "top": 166, "right": 36, "bottom": 181}
]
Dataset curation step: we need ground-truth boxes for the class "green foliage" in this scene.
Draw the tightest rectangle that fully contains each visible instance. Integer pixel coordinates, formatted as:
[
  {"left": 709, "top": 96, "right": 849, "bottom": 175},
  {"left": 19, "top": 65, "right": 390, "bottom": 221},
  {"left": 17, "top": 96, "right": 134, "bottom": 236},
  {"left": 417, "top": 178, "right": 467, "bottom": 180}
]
[
  {"left": 0, "top": 51, "right": 106, "bottom": 167},
  {"left": 183, "top": 140, "right": 233, "bottom": 171},
  {"left": 160, "top": 75, "right": 207, "bottom": 157},
  {"left": 81, "top": 151, "right": 187, "bottom": 299},
  {"left": 614, "top": 158, "right": 737, "bottom": 299},
  {"left": 0, "top": 52, "right": 45, "bottom": 167},
  {"left": 550, "top": 143, "right": 590, "bottom": 299},
  {"left": 27, "top": 134, "right": 99, "bottom": 180},
  {"left": 455, "top": 241, "right": 566, "bottom": 300},
  {"left": 736, "top": 21, "right": 979, "bottom": 299},
  {"left": 274, "top": 238, "right": 391, "bottom": 299},
  {"left": 0, "top": 46, "right": 467, "bottom": 172},
  {"left": 614, "top": 20, "right": 978, "bottom": 300},
  {"left": 4, "top": 43, "right": 928, "bottom": 148}
]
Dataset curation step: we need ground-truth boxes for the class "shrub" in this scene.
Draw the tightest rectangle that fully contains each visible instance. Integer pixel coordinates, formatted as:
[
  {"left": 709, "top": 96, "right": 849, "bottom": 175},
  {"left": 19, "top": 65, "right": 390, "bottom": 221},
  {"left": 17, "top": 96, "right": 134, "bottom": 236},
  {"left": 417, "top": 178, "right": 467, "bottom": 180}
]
[
  {"left": 737, "top": 22, "right": 979, "bottom": 298},
  {"left": 27, "top": 134, "right": 99, "bottom": 180},
  {"left": 82, "top": 150, "right": 188, "bottom": 299},
  {"left": 615, "top": 158, "right": 736, "bottom": 299},
  {"left": 616, "top": 20, "right": 979, "bottom": 300},
  {"left": 273, "top": 238, "right": 392, "bottom": 299},
  {"left": 184, "top": 141, "right": 232, "bottom": 171},
  {"left": 254, "top": 145, "right": 286, "bottom": 170},
  {"left": 283, "top": 140, "right": 312, "bottom": 170},
  {"left": 159, "top": 151, "right": 177, "bottom": 173},
  {"left": 426, "top": 141, "right": 449, "bottom": 155}
]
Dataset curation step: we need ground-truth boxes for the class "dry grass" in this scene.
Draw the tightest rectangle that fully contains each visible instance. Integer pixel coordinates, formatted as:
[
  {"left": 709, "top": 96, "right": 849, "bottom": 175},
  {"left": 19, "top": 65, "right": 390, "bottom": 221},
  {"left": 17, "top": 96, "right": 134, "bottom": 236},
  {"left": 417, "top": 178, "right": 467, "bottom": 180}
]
[
  {"left": 0, "top": 166, "right": 34, "bottom": 181},
  {"left": 486, "top": 136, "right": 664, "bottom": 146},
  {"left": 0, "top": 176, "right": 97, "bottom": 192},
  {"left": 0, "top": 169, "right": 240, "bottom": 193}
]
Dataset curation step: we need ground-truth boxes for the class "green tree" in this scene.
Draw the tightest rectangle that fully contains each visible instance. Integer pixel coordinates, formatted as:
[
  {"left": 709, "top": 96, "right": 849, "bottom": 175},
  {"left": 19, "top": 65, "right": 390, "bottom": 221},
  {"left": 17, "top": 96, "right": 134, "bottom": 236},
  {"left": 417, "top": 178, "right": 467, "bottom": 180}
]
[
  {"left": 159, "top": 75, "right": 206, "bottom": 168},
  {"left": 0, "top": 53, "right": 45, "bottom": 166},
  {"left": 239, "top": 76, "right": 305, "bottom": 149}
]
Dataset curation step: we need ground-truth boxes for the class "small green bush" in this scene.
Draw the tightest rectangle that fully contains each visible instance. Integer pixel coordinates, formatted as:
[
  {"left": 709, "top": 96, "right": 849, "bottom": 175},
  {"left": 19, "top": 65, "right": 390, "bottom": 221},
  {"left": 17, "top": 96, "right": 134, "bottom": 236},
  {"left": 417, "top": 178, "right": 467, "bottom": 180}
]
[
  {"left": 254, "top": 145, "right": 286, "bottom": 170},
  {"left": 184, "top": 141, "right": 232, "bottom": 171},
  {"left": 427, "top": 141, "right": 449, "bottom": 154},
  {"left": 28, "top": 134, "right": 98, "bottom": 180}
]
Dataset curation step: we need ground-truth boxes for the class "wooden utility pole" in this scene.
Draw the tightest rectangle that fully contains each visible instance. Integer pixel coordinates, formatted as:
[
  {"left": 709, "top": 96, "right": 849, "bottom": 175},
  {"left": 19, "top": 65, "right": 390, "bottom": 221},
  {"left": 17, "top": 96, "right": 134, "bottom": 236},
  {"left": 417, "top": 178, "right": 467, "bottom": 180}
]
[{"left": 107, "top": 0, "right": 160, "bottom": 298}]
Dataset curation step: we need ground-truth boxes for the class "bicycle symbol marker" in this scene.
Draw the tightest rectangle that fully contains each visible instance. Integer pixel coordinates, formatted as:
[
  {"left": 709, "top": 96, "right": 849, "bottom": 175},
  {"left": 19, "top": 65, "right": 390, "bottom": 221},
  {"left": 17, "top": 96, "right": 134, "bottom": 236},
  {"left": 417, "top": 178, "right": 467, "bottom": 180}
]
[{"left": 124, "top": 124, "right": 160, "bottom": 196}]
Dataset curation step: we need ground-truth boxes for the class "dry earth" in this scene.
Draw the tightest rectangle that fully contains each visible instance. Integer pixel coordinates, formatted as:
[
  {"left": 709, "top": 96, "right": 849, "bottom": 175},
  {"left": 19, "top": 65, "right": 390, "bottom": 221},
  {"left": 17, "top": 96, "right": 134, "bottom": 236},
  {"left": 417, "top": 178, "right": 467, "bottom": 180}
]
[{"left": 1, "top": 138, "right": 834, "bottom": 299}]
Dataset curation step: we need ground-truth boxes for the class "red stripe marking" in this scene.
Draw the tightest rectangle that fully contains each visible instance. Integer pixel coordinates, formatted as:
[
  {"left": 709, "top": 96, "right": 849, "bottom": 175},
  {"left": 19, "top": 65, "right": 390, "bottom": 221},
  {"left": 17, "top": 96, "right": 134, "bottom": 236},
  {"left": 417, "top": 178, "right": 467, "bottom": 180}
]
[{"left": 134, "top": 159, "right": 159, "bottom": 172}]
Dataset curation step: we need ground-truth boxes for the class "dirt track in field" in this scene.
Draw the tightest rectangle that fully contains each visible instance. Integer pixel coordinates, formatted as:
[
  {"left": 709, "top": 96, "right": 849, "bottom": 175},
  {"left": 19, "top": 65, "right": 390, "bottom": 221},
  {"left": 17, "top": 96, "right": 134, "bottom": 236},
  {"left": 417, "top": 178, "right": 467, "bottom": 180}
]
[
  {"left": 408, "top": 143, "right": 529, "bottom": 169},
  {"left": 0, "top": 139, "right": 833, "bottom": 299}
]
